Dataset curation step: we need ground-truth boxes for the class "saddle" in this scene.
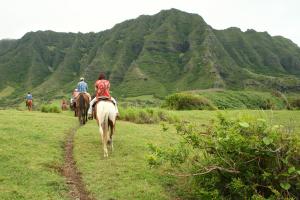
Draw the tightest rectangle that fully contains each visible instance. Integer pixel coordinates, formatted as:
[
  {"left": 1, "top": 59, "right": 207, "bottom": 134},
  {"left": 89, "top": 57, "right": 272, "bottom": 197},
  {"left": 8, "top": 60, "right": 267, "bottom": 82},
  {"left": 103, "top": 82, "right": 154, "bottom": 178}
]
[{"left": 93, "top": 96, "right": 115, "bottom": 107}]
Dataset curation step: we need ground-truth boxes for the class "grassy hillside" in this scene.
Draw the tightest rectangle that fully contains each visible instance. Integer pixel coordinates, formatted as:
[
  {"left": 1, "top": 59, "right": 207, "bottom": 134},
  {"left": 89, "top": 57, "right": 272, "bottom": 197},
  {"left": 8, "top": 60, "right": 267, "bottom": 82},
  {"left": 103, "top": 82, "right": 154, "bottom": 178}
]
[{"left": 0, "top": 9, "right": 300, "bottom": 107}]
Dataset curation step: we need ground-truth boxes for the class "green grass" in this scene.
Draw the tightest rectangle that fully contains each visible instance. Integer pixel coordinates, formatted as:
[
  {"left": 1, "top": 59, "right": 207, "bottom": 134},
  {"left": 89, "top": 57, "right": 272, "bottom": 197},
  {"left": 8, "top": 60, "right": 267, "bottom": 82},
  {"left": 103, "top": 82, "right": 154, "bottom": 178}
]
[
  {"left": 0, "top": 110, "right": 76, "bottom": 200},
  {"left": 1, "top": 108, "right": 299, "bottom": 200},
  {"left": 74, "top": 121, "right": 180, "bottom": 200},
  {"left": 187, "top": 90, "right": 288, "bottom": 109},
  {"left": 167, "top": 110, "right": 300, "bottom": 130},
  {"left": 124, "top": 95, "right": 157, "bottom": 101},
  {"left": 41, "top": 104, "right": 61, "bottom": 113},
  {"left": 120, "top": 95, "right": 162, "bottom": 107},
  {"left": 118, "top": 107, "right": 179, "bottom": 124}
]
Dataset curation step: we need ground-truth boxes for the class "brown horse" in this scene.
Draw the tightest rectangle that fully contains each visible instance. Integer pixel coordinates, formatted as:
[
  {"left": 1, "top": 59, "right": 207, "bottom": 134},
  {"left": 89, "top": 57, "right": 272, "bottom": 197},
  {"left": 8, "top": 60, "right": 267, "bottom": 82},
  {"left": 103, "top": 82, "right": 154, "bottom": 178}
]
[
  {"left": 75, "top": 93, "right": 90, "bottom": 125},
  {"left": 70, "top": 99, "right": 77, "bottom": 117},
  {"left": 26, "top": 100, "right": 33, "bottom": 111},
  {"left": 61, "top": 99, "right": 68, "bottom": 111}
]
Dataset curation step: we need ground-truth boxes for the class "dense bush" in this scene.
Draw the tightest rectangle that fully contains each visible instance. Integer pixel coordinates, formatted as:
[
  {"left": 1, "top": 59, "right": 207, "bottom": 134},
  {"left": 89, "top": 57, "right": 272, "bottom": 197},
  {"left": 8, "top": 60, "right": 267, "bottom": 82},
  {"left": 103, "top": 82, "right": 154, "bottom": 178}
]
[
  {"left": 118, "top": 107, "right": 179, "bottom": 124},
  {"left": 291, "top": 98, "right": 300, "bottom": 110},
  {"left": 163, "top": 93, "right": 217, "bottom": 110},
  {"left": 149, "top": 115, "right": 300, "bottom": 199},
  {"left": 41, "top": 104, "right": 61, "bottom": 113}
]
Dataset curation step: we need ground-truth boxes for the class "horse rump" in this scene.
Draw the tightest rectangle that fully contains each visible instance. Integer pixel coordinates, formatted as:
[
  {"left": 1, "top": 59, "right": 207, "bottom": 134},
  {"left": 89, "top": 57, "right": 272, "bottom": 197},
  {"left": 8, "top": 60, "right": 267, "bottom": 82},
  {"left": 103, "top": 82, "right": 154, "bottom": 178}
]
[{"left": 76, "top": 93, "right": 90, "bottom": 125}]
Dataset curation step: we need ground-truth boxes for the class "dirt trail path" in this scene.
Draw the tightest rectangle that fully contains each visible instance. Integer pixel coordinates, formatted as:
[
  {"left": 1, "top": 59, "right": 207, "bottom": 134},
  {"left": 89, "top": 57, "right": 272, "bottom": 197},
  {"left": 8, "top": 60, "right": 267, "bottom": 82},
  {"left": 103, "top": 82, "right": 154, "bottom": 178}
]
[{"left": 62, "top": 127, "right": 96, "bottom": 200}]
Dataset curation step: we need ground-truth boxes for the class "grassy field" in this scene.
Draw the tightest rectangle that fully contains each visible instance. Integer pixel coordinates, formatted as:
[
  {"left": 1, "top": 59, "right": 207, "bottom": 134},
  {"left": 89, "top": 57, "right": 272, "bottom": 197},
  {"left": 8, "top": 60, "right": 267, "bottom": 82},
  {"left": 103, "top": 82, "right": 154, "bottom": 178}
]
[
  {"left": 0, "top": 110, "right": 76, "bottom": 200},
  {"left": 1, "top": 109, "right": 299, "bottom": 200},
  {"left": 167, "top": 110, "right": 300, "bottom": 130},
  {"left": 73, "top": 109, "right": 300, "bottom": 200},
  {"left": 74, "top": 121, "right": 179, "bottom": 200}
]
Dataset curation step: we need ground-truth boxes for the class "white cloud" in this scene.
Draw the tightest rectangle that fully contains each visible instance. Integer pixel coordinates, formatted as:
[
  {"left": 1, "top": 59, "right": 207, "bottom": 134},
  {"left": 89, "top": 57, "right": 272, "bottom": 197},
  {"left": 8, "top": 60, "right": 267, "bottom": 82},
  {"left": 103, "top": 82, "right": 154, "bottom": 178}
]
[{"left": 0, "top": 0, "right": 299, "bottom": 46}]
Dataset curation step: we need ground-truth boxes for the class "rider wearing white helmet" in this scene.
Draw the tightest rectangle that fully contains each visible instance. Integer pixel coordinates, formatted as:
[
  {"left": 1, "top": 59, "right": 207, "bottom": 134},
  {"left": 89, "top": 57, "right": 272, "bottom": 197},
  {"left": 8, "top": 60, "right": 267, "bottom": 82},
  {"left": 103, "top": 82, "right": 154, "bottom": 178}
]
[{"left": 77, "top": 77, "right": 91, "bottom": 101}]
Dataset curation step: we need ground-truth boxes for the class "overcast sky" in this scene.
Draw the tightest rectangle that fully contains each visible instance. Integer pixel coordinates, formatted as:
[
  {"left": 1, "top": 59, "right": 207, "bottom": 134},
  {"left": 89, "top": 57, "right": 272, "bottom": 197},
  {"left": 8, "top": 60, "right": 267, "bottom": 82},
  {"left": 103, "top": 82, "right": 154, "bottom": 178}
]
[{"left": 1, "top": 0, "right": 299, "bottom": 46}]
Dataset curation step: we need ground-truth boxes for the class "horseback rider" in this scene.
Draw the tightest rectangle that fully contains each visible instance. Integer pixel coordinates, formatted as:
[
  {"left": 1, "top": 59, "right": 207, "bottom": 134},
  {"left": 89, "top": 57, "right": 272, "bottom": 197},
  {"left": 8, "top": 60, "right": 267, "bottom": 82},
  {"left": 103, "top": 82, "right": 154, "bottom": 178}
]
[
  {"left": 77, "top": 77, "right": 91, "bottom": 101},
  {"left": 70, "top": 88, "right": 79, "bottom": 105},
  {"left": 25, "top": 92, "right": 33, "bottom": 110},
  {"left": 25, "top": 92, "right": 32, "bottom": 102},
  {"left": 88, "top": 72, "right": 119, "bottom": 119}
]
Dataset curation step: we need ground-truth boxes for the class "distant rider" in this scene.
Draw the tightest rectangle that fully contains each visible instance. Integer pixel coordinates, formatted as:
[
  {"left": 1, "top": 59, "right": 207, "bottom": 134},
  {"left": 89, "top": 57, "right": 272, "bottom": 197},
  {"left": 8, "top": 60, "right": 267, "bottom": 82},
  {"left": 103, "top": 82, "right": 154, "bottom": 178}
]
[
  {"left": 25, "top": 92, "right": 33, "bottom": 108},
  {"left": 88, "top": 72, "right": 119, "bottom": 119},
  {"left": 70, "top": 88, "right": 79, "bottom": 105}
]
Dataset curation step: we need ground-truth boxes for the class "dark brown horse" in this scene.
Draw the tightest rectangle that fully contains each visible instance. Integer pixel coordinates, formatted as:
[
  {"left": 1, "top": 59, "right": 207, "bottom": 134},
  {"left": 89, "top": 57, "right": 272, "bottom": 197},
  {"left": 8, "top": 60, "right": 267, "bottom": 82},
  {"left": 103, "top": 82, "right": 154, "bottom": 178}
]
[
  {"left": 26, "top": 100, "right": 33, "bottom": 111},
  {"left": 75, "top": 93, "right": 90, "bottom": 125},
  {"left": 70, "top": 100, "right": 77, "bottom": 116}
]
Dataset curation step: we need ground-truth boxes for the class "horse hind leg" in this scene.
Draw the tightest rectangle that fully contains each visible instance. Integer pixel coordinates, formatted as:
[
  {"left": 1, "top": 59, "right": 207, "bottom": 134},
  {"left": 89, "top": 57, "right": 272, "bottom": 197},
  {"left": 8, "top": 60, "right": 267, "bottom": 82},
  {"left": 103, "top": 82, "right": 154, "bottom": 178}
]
[
  {"left": 83, "top": 113, "right": 86, "bottom": 124},
  {"left": 108, "top": 119, "right": 115, "bottom": 151},
  {"left": 99, "top": 123, "right": 108, "bottom": 157}
]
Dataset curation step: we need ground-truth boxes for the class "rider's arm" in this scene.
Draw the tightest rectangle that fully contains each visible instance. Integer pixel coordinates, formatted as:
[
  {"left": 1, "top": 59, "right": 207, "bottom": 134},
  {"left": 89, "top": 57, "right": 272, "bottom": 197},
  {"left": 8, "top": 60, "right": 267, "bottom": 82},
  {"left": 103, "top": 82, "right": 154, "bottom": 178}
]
[{"left": 94, "top": 81, "right": 98, "bottom": 91}]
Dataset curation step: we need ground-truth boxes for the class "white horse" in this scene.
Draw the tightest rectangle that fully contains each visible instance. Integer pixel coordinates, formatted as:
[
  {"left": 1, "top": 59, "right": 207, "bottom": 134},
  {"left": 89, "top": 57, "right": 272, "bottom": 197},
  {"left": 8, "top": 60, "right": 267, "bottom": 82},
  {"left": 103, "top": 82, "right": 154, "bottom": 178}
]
[{"left": 96, "top": 101, "right": 117, "bottom": 157}]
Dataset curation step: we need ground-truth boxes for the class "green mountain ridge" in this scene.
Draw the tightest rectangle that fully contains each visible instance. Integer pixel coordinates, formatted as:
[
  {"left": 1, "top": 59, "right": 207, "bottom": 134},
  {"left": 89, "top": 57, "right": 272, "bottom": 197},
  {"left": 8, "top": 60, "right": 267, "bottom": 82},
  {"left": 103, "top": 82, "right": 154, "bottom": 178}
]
[{"left": 0, "top": 9, "right": 300, "bottom": 106}]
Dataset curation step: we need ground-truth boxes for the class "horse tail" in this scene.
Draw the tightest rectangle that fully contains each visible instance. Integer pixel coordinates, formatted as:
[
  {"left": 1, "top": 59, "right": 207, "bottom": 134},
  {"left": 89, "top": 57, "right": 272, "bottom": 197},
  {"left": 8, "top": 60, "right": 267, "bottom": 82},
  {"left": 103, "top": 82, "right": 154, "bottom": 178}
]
[
  {"left": 78, "top": 94, "right": 82, "bottom": 110},
  {"left": 79, "top": 94, "right": 84, "bottom": 116}
]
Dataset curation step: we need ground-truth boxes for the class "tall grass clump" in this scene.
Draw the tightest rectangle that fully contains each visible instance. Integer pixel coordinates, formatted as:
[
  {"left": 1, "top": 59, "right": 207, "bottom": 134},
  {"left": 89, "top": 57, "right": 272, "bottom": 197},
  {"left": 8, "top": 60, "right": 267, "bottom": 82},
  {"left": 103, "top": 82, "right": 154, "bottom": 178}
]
[
  {"left": 163, "top": 93, "right": 217, "bottom": 110},
  {"left": 149, "top": 115, "right": 300, "bottom": 199},
  {"left": 119, "top": 107, "right": 179, "bottom": 124},
  {"left": 41, "top": 104, "right": 61, "bottom": 113}
]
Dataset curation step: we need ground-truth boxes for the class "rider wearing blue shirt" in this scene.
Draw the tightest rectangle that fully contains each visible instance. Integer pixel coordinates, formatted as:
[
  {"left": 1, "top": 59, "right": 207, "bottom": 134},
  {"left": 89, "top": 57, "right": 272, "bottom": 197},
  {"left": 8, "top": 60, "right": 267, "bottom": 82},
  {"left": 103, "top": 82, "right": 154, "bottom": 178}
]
[
  {"left": 76, "top": 77, "right": 91, "bottom": 101},
  {"left": 26, "top": 92, "right": 32, "bottom": 100},
  {"left": 77, "top": 77, "right": 88, "bottom": 92}
]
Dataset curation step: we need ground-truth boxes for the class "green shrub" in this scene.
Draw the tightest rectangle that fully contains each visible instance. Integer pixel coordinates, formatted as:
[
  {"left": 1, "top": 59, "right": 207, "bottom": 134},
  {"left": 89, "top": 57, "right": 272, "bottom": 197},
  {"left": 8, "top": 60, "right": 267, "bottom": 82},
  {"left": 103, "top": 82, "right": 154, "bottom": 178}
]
[
  {"left": 163, "top": 93, "right": 217, "bottom": 110},
  {"left": 149, "top": 115, "right": 300, "bottom": 199},
  {"left": 41, "top": 104, "right": 61, "bottom": 113}
]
